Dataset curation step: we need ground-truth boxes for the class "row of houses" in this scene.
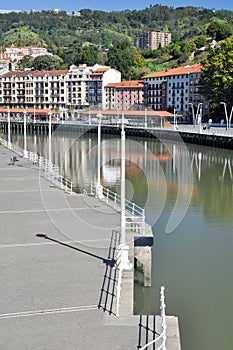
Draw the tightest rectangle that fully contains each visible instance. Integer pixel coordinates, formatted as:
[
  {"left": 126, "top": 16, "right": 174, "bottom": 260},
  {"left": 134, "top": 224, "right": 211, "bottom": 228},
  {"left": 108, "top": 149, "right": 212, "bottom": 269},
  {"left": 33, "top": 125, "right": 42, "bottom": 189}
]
[{"left": 0, "top": 62, "right": 208, "bottom": 119}]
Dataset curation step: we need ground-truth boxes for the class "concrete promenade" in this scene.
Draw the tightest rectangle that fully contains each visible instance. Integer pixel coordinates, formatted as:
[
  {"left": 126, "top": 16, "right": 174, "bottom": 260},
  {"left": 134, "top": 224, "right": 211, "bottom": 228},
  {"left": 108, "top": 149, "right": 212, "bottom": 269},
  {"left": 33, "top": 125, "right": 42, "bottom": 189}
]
[{"left": 0, "top": 145, "right": 181, "bottom": 349}]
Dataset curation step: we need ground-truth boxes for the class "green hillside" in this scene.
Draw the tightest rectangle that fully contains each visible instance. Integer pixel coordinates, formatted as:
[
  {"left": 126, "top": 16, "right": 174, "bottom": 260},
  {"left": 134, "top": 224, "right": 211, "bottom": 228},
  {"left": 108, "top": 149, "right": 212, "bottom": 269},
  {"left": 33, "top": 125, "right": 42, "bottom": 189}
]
[{"left": 0, "top": 5, "right": 233, "bottom": 77}]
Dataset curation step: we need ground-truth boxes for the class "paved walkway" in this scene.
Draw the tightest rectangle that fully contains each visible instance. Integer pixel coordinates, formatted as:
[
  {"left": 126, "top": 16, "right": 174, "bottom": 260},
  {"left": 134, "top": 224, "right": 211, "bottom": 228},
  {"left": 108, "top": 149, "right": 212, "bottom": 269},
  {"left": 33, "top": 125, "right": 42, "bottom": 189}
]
[{"left": 0, "top": 145, "right": 181, "bottom": 350}]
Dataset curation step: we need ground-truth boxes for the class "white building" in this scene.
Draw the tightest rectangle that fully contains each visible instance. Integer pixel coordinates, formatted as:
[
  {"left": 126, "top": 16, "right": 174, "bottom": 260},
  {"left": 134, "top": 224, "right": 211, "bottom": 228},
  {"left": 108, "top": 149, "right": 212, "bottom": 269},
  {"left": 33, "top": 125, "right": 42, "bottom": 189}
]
[{"left": 0, "top": 64, "right": 121, "bottom": 111}]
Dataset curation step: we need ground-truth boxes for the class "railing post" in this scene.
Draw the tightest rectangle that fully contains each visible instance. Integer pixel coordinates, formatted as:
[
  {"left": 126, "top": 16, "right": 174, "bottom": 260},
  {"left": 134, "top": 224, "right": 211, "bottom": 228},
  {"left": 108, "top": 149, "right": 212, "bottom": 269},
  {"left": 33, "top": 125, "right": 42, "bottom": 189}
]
[{"left": 132, "top": 203, "right": 135, "bottom": 220}]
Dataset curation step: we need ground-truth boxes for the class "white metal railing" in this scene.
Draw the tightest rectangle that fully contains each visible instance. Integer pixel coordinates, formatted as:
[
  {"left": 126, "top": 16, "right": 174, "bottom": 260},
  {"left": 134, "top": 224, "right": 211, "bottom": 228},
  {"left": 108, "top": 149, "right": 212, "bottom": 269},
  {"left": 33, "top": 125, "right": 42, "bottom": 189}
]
[
  {"left": 90, "top": 182, "right": 145, "bottom": 233},
  {"left": 139, "top": 286, "right": 167, "bottom": 350},
  {"left": 115, "top": 246, "right": 123, "bottom": 316},
  {"left": 0, "top": 137, "right": 73, "bottom": 194}
]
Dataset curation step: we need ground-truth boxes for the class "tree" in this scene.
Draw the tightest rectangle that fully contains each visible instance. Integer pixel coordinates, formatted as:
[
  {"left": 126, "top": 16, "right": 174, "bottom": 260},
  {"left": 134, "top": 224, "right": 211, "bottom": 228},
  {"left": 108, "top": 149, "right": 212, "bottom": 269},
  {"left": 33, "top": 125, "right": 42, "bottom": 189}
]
[
  {"left": 106, "top": 40, "right": 135, "bottom": 79},
  {"left": 17, "top": 55, "right": 34, "bottom": 70},
  {"left": 207, "top": 21, "right": 233, "bottom": 41},
  {"left": 194, "top": 35, "right": 207, "bottom": 49},
  {"left": 75, "top": 46, "right": 99, "bottom": 66},
  {"left": 200, "top": 37, "right": 233, "bottom": 105},
  {"left": 32, "top": 54, "right": 63, "bottom": 70}
]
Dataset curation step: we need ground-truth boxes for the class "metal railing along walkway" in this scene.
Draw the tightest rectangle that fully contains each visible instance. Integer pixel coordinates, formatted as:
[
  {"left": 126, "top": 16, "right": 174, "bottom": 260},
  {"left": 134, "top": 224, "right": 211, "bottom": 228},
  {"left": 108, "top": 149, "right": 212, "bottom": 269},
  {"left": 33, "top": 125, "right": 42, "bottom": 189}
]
[
  {"left": 90, "top": 182, "right": 146, "bottom": 234},
  {"left": 138, "top": 286, "right": 167, "bottom": 350},
  {"left": 0, "top": 137, "right": 73, "bottom": 194}
]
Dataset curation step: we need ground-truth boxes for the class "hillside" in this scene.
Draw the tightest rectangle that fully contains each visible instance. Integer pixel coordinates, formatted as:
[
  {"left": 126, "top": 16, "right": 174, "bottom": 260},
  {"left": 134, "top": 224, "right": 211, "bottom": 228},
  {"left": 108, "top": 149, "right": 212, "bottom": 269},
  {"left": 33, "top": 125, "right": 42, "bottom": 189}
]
[{"left": 0, "top": 5, "right": 233, "bottom": 77}]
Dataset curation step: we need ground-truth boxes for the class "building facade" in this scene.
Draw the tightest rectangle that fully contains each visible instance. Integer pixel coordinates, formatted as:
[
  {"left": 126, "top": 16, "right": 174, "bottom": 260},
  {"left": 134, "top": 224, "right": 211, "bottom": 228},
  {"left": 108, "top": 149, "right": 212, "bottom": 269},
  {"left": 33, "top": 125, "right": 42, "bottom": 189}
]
[
  {"left": 143, "top": 64, "right": 209, "bottom": 119},
  {"left": 105, "top": 80, "right": 144, "bottom": 110},
  {"left": 0, "top": 64, "right": 121, "bottom": 111},
  {"left": 132, "top": 31, "right": 172, "bottom": 50}
]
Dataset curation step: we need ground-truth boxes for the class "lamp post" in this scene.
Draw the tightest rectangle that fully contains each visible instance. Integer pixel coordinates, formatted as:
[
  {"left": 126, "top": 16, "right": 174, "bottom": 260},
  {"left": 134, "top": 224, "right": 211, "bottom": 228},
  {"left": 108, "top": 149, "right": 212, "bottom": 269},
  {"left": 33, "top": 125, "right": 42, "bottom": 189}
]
[
  {"left": 189, "top": 102, "right": 202, "bottom": 131},
  {"left": 197, "top": 103, "right": 203, "bottom": 133},
  {"left": 220, "top": 102, "right": 233, "bottom": 131},
  {"left": 88, "top": 108, "right": 91, "bottom": 125},
  {"left": 7, "top": 106, "right": 11, "bottom": 149},
  {"left": 95, "top": 113, "right": 103, "bottom": 198},
  {"left": 33, "top": 105, "right": 36, "bottom": 124},
  {"left": 120, "top": 114, "right": 130, "bottom": 270},
  {"left": 173, "top": 108, "right": 177, "bottom": 130},
  {"left": 48, "top": 111, "right": 52, "bottom": 164},
  {"left": 189, "top": 103, "right": 195, "bottom": 127},
  {"left": 23, "top": 110, "right": 28, "bottom": 158},
  {"left": 144, "top": 108, "right": 147, "bottom": 129}
]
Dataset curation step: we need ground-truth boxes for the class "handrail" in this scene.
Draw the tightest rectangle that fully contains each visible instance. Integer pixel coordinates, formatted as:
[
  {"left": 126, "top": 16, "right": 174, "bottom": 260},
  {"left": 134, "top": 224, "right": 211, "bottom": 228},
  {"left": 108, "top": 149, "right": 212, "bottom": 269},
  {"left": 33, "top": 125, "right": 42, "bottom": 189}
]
[
  {"left": 115, "top": 246, "right": 123, "bottom": 316},
  {"left": 0, "top": 137, "right": 73, "bottom": 194},
  {"left": 90, "top": 182, "right": 145, "bottom": 233},
  {"left": 139, "top": 286, "right": 167, "bottom": 350}
]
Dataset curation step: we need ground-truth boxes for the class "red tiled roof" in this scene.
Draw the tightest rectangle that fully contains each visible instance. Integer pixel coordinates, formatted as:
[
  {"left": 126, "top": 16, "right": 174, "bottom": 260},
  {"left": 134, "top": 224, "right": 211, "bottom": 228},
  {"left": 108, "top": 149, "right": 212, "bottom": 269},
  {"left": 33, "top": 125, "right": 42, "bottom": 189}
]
[
  {"left": 2, "top": 69, "right": 68, "bottom": 78},
  {"left": 84, "top": 109, "right": 173, "bottom": 117},
  {"left": 106, "top": 80, "right": 144, "bottom": 89},
  {"left": 143, "top": 63, "right": 203, "bottom": 79},
  {"left": 0, "top": 107, "right": 57, "bottom": 114}
]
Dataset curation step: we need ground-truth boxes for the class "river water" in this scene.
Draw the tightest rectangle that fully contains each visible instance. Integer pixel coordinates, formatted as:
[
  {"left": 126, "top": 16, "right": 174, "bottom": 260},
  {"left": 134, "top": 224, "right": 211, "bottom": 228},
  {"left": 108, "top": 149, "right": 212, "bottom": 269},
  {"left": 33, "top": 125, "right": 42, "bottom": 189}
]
[{"left": 7, "top": 128, "right": 233, "bottom": 350}]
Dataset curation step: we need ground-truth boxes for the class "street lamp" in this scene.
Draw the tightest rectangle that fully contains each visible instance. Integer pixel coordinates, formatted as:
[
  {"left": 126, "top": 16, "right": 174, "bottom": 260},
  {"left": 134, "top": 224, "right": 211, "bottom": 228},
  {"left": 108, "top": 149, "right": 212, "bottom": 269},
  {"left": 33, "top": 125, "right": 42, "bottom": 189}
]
[
  {"left": 220, "top": 102, "right": 233, "bottom": 131},
  {"left": 88, "top": 108, "right": 91, "bottom": 125},
  {"left": 7, "top": 106, "right": 11, "bottom": 149},
  {"left": 144, "top": 108, "right": 147, "bottom": 129},
  {"left": 95, "top": 113, "right": 104, "bottom": 198},
  {"left": 119, "top": 114, "right": 130, "bottom": 270},
  {"left": 173, "top": 108, "right": 177, "bottom": 130},
  {"left": 23, "top": 110, "right": 28, "bottom": 158},
  {"left": 189, "top": 102, "right": 202, "bottom": 130},
  {"left": 48, "top": 111, "right": 52, "bottom": 164}
]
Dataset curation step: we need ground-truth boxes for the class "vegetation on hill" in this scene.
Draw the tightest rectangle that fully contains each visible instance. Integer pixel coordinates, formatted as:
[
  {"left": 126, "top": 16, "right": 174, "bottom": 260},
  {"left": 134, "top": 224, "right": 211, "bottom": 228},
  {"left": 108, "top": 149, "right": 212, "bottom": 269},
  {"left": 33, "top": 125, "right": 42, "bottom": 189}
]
[
  {"left": 0, "top": 5, "right": 233, "bottom": 109},
  {"left": 0, "top": 6, "right": 232, "bottom": 74}
]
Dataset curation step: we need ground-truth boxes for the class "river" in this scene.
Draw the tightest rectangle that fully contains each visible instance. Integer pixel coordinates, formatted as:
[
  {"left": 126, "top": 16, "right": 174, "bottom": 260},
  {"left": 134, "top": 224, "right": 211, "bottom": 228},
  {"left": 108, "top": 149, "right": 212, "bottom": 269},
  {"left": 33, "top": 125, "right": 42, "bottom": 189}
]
[{"left": 7, "top": 127, "right": 233, "bottom": 350}]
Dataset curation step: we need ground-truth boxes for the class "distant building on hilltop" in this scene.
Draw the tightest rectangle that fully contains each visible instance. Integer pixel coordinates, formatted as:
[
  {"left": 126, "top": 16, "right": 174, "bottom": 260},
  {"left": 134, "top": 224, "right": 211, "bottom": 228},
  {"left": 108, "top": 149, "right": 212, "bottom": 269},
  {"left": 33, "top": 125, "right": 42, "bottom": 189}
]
[{"left": 132, "top": 31, "right": 171, "bottom": 50}]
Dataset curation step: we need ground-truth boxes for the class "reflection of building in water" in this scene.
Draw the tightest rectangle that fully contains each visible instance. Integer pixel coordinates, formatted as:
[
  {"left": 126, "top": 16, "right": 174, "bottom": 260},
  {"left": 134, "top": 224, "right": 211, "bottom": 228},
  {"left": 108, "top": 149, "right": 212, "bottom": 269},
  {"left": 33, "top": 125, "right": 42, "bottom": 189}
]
[
  {"left": 9, "top": 131, "right": 233, "bottom": 197},
  {"left": 102, "top": 165, "right": 120, "bottom": 185}
]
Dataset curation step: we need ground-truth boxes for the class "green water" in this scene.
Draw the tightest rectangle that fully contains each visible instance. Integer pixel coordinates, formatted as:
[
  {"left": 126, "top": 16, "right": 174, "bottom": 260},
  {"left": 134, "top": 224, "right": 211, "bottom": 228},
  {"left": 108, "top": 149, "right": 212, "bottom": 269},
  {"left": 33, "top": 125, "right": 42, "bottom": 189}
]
[{"left": 8, "top": 129, "right": 233, "bottom": 350}]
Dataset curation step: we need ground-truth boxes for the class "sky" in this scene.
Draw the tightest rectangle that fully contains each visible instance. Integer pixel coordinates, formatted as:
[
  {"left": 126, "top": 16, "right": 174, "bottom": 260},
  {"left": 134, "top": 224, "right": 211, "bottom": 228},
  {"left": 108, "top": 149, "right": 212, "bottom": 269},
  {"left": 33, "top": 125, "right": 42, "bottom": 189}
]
[{"left": 0, "top": 0, "right": 233, "bottom": 13}]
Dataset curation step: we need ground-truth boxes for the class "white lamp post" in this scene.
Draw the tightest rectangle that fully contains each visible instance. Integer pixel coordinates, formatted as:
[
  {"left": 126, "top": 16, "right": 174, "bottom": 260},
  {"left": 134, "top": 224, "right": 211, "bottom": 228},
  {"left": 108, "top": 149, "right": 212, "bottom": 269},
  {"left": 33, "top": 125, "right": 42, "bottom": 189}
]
[
  {"left": 189, "top": 103, "right": 195, "bottom": 127},
  {"left": 173, "top": 108, "right": 177, "bottom": 130},
  {"left": 95, "top": 113, "right": 104, "bottom": 198},
  {"left": 88, "top": 108, "right": 91, "bottom": 125},
  {"left": 144, "top": 108, "right": 147, "bottom": 129},
  {"left": 7, "top": 106, "right": 11, "bottom": 149},
  {"left": 33, "top": 106, "right": 36, "bottom": 124},
  {"left": 220, "top": 102, "right": 233, "bottom": 131},
  {"left": 23, "top": 110, "right": 28, "bottom": 158},
  {"left": 189, "top": 102, "right": 202, "bottom": 131},
  {"left": 119, "top": 114, "right": 130, "bottom": 270},
  {"left": 48, "top": 111, "right": 52, "bottom": 164}
]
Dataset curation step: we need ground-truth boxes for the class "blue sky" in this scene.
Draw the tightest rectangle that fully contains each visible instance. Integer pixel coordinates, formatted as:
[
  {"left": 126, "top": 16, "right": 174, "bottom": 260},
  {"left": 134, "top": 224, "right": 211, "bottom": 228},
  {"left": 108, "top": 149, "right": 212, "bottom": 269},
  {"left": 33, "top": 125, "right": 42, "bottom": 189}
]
[{"left": 1, "top": 0, "right": 233, "bottom": 12}]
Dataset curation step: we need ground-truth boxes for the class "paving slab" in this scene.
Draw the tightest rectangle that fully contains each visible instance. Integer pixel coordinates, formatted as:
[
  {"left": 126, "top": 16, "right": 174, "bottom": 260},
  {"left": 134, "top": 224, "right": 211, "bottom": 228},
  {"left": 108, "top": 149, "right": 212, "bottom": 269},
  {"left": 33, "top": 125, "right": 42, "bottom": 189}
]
[{"left": 0, "top": 144, "right": 181, "bottom": 350}]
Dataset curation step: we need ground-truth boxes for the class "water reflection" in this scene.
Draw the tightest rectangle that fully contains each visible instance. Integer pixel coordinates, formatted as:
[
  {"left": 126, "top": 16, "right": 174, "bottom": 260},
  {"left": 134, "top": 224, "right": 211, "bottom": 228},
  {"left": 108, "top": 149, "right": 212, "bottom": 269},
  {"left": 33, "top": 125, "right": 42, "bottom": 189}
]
[{"left": 6, "top": 129, "right": 233, "bottom": 350}]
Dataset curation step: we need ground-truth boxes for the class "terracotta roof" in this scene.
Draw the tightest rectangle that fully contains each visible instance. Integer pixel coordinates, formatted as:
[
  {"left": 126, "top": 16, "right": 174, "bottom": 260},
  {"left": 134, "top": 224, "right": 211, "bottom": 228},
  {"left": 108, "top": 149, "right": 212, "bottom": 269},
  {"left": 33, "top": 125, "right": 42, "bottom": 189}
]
[
  {"left": 2, "top": 69, "right": 68, "bottom": 78},
  {"left": 0, "top": 107, "right": 57, "bottom": 114},
  {"left": 84, "top": 109, "right": 173, "bottom": 117},
  {"left": 143, "top": 63, "right": 203, "bottom": 79},
  {"left": 92, "top": 67, "right": 109, "bottom": 75},
  {"left": 106, "top": 80, "right": 144, "bottom": 89}
]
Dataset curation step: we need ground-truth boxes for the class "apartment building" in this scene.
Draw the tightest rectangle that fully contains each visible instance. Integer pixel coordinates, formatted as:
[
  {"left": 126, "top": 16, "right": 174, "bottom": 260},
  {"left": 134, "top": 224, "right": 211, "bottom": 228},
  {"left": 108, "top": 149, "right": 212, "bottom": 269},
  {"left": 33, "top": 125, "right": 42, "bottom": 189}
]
[
  {"left": 105, "top": 80, "right": 144, "bottom": 110},
  {"left": 132, "top": 31, "right": 172, "bottom": 50},
  {"left": 88, "top": 65, "right": 121, "bottom": 109},
  {"left": 0, "top": 64, "right": 121, "bottom": 111},
  {"left": 143, "top": 63, "right": 208, "bottom": 118},
  {"left": 1, "top": 46, "right": 53, "bottom": 62}
]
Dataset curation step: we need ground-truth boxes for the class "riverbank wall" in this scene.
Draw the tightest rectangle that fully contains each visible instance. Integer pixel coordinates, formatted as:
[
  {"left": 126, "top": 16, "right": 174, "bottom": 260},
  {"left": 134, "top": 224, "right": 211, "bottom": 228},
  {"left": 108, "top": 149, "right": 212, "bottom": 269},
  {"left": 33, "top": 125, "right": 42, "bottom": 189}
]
[{"left": 1, "top": 120, "right": 233, "bottom": 150}]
